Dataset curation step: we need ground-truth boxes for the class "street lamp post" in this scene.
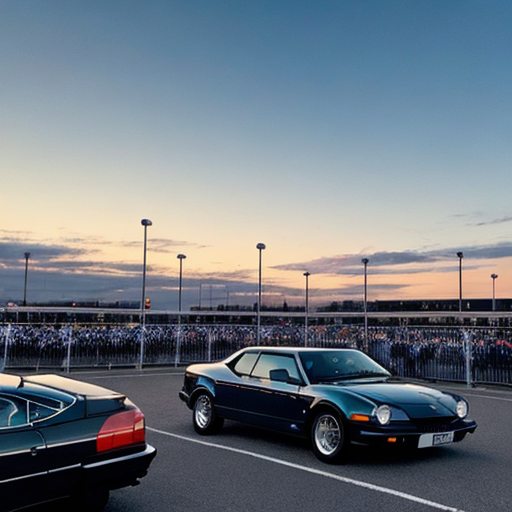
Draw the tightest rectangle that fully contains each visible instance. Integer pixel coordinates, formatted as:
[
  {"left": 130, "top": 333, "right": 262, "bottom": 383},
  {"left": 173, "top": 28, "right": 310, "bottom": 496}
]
[
  {"left": 457, "top": 252, "right": 464, "bottom": 312},
  {"left": 177, "top": 254, "right": 186, "bottom": 312},
  {"left": 256, "top": 243, "right": 266, "bottom": 344},
  {"left": 140, "top": 219, "right": 152, "bottom": 370},
  {"left": 491, "top": 273, "right": 498, "bottom": 312},
  {"left": 303, "top": 271, "right": 310, "bottom": 347},
  {"left": 362, "top": 258, "right": 369, "bottom": 352},
  {"left": 175, "top": 254, "right": 186, "bottom": 366},
  {"left": 23, "top": 252, "right": 30, "bottom": 307}
]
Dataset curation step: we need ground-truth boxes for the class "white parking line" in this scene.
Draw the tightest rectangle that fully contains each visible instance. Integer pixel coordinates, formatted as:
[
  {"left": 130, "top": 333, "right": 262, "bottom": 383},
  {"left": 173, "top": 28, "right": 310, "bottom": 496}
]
[
  {"left": 83, "top": 371, "right": 183, "bottom": 379},
  {"left": 464, "top": 393, "right": 512, "bottom": 402},
  {"left": 147, "top": 427, "right": 467, "bottom": 512}
]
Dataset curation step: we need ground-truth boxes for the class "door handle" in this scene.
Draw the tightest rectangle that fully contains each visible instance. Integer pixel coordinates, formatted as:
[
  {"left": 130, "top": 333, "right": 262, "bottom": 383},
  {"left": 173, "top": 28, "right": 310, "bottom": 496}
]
[{"left": 30, "top": 446, "right": 42, "bottom": 456}]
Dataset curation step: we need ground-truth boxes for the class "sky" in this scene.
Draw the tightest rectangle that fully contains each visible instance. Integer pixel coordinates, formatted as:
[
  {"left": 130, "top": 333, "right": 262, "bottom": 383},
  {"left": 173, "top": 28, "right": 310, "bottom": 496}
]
[{"left": 1, "top": 0, "right": 511, "bottom": 311}]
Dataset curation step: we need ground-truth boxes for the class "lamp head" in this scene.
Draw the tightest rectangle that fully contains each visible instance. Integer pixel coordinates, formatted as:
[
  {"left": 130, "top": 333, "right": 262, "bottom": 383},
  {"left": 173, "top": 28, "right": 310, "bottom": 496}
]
[
  {"left": 256, "top": 243, "right": 266, "bottom": 250},
  {"left": 141, "top": 219, "right": 153, "bottom": 226}
]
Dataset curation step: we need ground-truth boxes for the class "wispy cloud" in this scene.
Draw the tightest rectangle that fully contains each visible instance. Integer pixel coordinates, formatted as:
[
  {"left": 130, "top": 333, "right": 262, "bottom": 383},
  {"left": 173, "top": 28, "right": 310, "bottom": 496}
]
[
  {"left": 2, "top": 233, "right": 512, "bottom": 309},
  {"left": 474, "top": 216, "right": 512, "bottom": 227},
  {"left": 453, "top": 212, "right": 512, "bottom": 227},
  {"left": 117, "top": 238, "right": 206, "bottom": 253},
  {"left": 0, "top": 241, "right": 85, "bottom": 262},
  {"left": 273, "top": 242, "right": 512, "bottom": 276}
]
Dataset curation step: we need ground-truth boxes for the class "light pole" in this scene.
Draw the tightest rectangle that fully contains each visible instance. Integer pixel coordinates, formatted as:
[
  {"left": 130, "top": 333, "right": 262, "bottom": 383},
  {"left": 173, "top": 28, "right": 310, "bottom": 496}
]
[
  {"left": 23, "top": 252, "right": 30, "bottom": 307},
  {"left": 362, "top": 258, "right": 369, "bottom": 351},
  {"left": 175, "top": 254, "right": 186, "bottom": 366},
  {"left": 177, "top": 254, "right": 186, "bottom": 312},
  {"left": 457, "top": 252, "right": 464, "bottom": 312},
  {"left": 140, "top": 219, "right": 152, "bottom": 369},
  {"left": 491, "top": 273, "right": 498, "bottom": 311},
  {"left": 303, "top": 271, "right": 310, "bottom": 347},
  {"left": 256, "top": 243, "right": 266, "bottom": 344}
]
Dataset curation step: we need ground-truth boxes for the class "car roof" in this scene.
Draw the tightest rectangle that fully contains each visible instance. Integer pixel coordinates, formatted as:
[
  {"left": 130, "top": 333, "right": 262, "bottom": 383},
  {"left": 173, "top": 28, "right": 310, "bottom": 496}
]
[
  {"left": 243, "top": 346, "right": 356, "bottom": 352},
  {"left": 234, "top": 346, "right": 358, "bottom": 358},
  {"left": 25, "top": 374, "right": 124, "bottom": 398},
  {"left": 1, "top": 373, "right": 123, "bottom": 400},
  {"left": 0, "top": 373, "right": 23, "bottom": 391}
]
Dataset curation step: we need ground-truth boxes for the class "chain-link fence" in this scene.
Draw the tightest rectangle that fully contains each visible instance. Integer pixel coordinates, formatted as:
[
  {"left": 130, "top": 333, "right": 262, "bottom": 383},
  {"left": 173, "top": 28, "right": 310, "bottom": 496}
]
[{"left": 2, "top": 322, "right": 512, "bottom": 386}]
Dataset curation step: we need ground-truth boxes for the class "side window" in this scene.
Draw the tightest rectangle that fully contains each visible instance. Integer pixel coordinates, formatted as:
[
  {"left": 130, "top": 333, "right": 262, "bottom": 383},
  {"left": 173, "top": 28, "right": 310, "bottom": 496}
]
[
  {"left": 0, "top": 397, "right": 28, "bottom": 427},
  {"left": 251, "top": 354, "right": 301, "bottom": 382},
  {"left": 29, "top": 401, "right": 58, "bottom": 422},
  {"left": 0, "top": 394, "right": 70, "bottom": 428},
  {"left": 232, "top": 352, "right": 259, "bottom": 376}
]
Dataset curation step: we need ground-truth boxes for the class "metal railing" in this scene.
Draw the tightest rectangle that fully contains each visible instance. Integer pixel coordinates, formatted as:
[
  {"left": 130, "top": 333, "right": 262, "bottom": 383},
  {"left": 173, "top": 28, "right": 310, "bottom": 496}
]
[{"left": 2, "top": 321, "right": 512, "bottom": 387}]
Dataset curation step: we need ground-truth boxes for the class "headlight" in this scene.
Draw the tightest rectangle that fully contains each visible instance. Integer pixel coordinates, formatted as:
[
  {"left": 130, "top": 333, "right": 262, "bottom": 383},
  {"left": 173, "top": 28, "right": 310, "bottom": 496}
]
[
  {"left": 456, "top": 400, "right": 468, "bottom": 419},
  {"left": 375, "top": 405, "right": 391, "bottom": 425}
]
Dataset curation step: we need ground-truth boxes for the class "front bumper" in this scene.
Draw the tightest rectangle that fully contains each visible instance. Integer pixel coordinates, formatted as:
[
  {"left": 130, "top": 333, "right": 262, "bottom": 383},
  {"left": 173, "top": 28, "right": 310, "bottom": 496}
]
[
  {"left": 178, "top": 390, "right": 190, "bottom": 406},
  {"left": 349, "top": 419, "right": 477, "bottom": 449}
]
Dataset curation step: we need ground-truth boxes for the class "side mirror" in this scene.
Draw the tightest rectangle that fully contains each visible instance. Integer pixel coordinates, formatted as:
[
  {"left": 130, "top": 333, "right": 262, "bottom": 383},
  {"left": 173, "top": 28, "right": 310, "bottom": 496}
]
[{"left": 269, "top": 369, "right": 290, "bottom": 383}]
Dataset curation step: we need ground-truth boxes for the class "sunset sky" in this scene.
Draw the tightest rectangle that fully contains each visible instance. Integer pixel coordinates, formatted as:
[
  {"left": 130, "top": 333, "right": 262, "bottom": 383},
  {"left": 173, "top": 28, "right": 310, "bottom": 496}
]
[{"left": 1, "top": 1, "right": 511, "bottom": 311}]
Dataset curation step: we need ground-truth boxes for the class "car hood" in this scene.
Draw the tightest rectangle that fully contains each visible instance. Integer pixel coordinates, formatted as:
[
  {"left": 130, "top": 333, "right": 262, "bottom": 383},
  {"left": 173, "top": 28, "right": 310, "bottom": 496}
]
[{"left": 344, "top": 382, "right": 459, "bottom": 418}]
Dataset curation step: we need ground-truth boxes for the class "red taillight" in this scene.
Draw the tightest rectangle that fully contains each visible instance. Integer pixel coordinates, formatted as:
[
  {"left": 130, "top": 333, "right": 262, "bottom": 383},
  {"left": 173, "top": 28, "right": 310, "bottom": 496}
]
[{"left": 96, "top": 409, "right": 146, "bottom": 453}]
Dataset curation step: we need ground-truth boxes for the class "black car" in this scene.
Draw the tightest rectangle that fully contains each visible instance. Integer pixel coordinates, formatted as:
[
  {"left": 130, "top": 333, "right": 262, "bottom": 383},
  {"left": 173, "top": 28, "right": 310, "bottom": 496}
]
[
  {"left": 179, "top": 347, "right": 477, "bottom": 462},
  {"left": 0, "top": 373, "right": 156, "bottom": 511}
]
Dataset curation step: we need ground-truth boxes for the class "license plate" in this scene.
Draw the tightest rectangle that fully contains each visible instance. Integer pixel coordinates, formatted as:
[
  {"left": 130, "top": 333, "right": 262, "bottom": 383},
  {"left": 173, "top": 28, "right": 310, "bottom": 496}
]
[
  {"left": 433, "top": 432, "right": 454, "bottom": 445},
  {"left": 418, "top": 431, "right": 454, "bottom": 448}
]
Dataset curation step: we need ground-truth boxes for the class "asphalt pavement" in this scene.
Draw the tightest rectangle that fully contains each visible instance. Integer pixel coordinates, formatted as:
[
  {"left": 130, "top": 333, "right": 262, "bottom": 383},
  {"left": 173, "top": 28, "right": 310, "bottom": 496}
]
[{"left": 39, "top": 368, "right": 512, "bottom": 512}]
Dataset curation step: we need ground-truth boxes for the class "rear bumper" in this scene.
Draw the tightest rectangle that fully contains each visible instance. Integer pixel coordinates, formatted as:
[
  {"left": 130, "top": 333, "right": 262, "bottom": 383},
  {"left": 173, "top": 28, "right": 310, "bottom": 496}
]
[{"left": 82, "top": 444, "right": 157, "bottom": 490}]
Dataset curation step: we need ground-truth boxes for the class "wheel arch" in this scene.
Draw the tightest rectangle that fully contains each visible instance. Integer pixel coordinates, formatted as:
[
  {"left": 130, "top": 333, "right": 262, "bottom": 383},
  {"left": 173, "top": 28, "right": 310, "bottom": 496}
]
[
  {"left": 306, "top": 399, "right": 348, "bottom": 432},
  {"left": 189, "top": 377, "right": 216, "bottom": 407},
  {"left": 306, "top": 390, "right": 378, "bottom": 431}
]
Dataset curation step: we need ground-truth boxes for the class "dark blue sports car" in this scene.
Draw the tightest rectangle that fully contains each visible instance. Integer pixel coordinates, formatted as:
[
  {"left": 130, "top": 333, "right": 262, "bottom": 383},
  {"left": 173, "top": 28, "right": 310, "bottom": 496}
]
[
  {"left": 1, "top": 373, "right": 156, "bottom": 511},
  {"left": 179, "top": 347, "right": 477, "bottom": 462}
]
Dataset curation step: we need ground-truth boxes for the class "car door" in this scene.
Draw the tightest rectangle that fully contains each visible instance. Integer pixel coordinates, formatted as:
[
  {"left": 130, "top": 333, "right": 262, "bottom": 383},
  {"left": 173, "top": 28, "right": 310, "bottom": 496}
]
[
  {"left": 237, "top": 353, "right": 308, "bottom": 432},
  {"left": 0, "top": 396, "right": 48, "bottom": 511},
  {"left": 40, "top": 412, "right": 106, "bottom": 498},
  {"left": 214, "top": 350, "right": 259, "bottom": 418}
]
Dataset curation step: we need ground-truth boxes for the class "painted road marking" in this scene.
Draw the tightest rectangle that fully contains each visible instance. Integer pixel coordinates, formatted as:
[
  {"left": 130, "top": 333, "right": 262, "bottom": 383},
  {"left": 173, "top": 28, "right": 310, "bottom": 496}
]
[{"left": 148, "top": 427, "right": 467, "bottom": 512}]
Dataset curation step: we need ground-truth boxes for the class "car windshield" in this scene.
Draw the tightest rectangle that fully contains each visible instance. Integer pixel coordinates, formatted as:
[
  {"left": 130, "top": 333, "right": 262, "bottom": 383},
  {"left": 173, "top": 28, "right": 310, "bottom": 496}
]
[{"left": 299, "top": 350, "right": 390, "bottom": 384}]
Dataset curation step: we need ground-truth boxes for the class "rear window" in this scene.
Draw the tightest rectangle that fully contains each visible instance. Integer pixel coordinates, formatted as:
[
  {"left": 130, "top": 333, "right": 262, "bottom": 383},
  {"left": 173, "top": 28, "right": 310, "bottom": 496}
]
[{"left": 231, "top": 352, "right": 259, "bottom": 376}]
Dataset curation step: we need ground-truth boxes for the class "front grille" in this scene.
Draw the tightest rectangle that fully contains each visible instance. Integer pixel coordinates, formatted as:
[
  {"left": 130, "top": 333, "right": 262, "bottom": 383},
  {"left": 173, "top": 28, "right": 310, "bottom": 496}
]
[{"left": 412, "top": 417, "right": 457, "bottom": 434}]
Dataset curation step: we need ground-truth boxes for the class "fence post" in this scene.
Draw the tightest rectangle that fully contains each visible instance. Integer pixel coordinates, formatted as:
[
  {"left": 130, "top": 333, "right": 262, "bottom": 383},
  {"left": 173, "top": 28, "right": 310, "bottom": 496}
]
[
  {"left": 2, "top": 324, "right": 11, "bottom": 372},
  {"left": 208, "top": 329, "right": 213, "bottom": 362},
  {"left": 65, "top": 325, "right": 73, "bottom": 373},
  {"left": 463, "top": 330, "right": 473, "bottom": 388},
  {"left": 175, "top": 322, "right": 182, "bottom": 367}
]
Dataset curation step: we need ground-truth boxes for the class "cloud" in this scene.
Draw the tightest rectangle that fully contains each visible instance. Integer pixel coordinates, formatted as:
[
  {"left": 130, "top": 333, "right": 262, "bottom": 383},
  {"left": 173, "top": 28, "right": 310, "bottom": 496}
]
[
  {"left": 429, "top": 243, "right": 512, "bottom": 261},
  {"left": 273, "top": 242, "right": 512, "bottom": 276},
  {"left": 0, "top": 241, "right": 85, "bottom": 262},
  {"left": 2, "top": 233, "right": 512, "bottom": 310},
  {"left": 117, "top": 237, "right": 204, "bottom": 253},
  {"left": 474, "top": 216, "right": 512, "bottom": 227}
]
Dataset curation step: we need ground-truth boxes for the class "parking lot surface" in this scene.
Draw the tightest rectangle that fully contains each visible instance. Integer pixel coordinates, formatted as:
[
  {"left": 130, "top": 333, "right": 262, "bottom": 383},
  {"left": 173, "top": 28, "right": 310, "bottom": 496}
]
[{"left": 35, "top": 368, "right": 512, "bottom": 512}]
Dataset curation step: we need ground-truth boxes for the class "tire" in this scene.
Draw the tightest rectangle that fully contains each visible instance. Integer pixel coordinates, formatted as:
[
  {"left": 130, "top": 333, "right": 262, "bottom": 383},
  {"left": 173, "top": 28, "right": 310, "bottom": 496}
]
[
  {"left": 310, "top": 409, "right": 348, "bottom": 463},
  {"left": 192, "top": 391, "right": 224, "bottom": 435}
]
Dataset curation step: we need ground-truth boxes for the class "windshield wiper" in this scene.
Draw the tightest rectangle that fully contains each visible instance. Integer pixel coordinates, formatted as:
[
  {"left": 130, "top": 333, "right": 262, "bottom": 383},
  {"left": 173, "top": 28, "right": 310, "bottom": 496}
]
[
  {"left": 355, "top": 370, "right": 390, "bottom": 378},
  {"left": 315, "top": 374, "right": 362, "bottom": 382},
  {"left": 316, "top": 371, "right": 389, "bottom": 383}
]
